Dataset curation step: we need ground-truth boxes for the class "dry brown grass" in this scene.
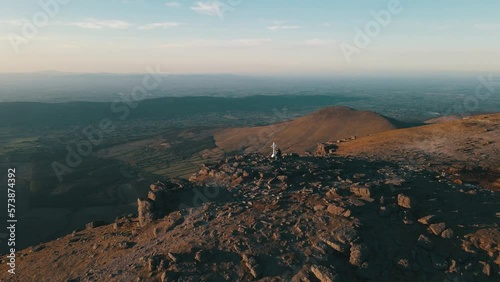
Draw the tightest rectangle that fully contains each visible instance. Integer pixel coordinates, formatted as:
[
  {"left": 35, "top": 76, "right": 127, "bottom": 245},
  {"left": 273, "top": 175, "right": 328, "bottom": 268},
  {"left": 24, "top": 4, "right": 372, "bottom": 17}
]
[{"left": 215, "top": 106, "right": 398, "bottom": 154}]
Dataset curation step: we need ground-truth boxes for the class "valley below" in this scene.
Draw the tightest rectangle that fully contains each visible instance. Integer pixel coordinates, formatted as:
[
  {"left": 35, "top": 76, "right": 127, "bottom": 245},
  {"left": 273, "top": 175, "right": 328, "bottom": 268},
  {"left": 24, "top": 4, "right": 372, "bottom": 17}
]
[{"left": 0, "top": 95, "right": 498, "bottom": 281}]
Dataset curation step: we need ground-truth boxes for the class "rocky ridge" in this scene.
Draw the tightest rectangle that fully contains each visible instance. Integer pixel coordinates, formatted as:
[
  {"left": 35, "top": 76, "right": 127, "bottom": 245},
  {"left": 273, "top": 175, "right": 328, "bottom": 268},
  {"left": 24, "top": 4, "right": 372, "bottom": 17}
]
[{"left": 1, "top": 154, "right": 499, "bottom": 281}]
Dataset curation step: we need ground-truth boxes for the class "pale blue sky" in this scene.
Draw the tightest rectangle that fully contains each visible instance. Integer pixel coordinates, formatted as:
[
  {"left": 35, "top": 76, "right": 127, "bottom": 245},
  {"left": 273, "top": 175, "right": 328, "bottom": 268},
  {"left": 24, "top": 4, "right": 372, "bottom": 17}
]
[{"left": 1, "top": 0, "right": 499, "bottom": 74}]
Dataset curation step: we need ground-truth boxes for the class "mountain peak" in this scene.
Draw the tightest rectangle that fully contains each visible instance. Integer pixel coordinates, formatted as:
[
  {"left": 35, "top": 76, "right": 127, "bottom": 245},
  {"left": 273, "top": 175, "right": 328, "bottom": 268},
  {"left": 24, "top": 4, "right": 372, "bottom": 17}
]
[{"left": 215, "top": 106, "right": 398, "bottom": 153}]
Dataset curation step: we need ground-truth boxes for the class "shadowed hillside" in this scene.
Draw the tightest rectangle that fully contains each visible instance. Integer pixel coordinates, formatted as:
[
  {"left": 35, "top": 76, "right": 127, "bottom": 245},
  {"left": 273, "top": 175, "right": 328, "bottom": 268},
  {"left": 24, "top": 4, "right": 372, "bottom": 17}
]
[{"left": 2, "top": 154, "right": 499, "bottom": 281}]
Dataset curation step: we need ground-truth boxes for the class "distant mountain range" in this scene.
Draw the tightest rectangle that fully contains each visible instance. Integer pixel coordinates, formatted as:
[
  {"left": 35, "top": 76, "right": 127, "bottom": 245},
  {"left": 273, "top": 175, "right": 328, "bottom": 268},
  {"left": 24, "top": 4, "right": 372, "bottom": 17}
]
[{"left": 0, "top": 95, "right": 362, "bottom": 128}]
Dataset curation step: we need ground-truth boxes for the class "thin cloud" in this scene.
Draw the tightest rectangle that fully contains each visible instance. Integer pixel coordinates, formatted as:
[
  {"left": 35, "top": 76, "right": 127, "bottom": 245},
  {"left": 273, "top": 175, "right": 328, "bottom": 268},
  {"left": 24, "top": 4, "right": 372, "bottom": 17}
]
[
  {"left": 138, "top": 22, "right": 182, "bottom": 30},
  {"left": 303, "top": 39, "right": 337, "bottom": 47},
  {"left": 191, "top": 1, "right": 225, "bottom": 17},
  {"left": 157, "top": 43, "right": 185, "bottom": 48},
  {"left": 227, "top": 38, "right": 272, "bottom": 47},
  {"left": 267, "top": 25, "right": 301, "bottom": 31},
  {"left": 157, "top": 38, "right": 272, "bottom": 49},
  {"left": 267, "top": 21, "right": 301, "bottom": 31},
  {"left": 70, "top": 19, "right": 132, "bottom": 29},
  {"left": 474, "top": 23, "right": 500, "bottom": 31},
  {"left": 165, "top": 1, "right": 180, "bottom": 7},
  {"left": 190, "top": 38, "right": 272, "bottom": 48}
]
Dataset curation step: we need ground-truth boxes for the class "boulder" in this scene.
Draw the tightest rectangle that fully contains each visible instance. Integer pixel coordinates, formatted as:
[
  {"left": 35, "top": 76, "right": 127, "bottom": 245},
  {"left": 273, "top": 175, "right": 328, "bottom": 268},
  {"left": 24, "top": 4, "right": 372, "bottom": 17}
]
[
  {"left": 327, "top": 204, "right": 351, "bottom": 217},
  {"left": 138, "top": 198, "right": 155, "bottom": 226},
  {"left": 313, "top": 205, "right": 326, "bottom": 211},
  {"left": 326, "top": 189, "right": 342, "bottom": 199},
  {"left": 148, "top": 189, "right": 166, "bottom": 211},
  {"left": 320, "top": 236, "right": 349, "bottom": 254},
  {"left": 86, "top": 220, "right": 107, "bottom": 229},
  {"left": 242, "top": 254, "right": 262, "bottom": 279},
  {"left": 116, "top": 241, "right": 133, "bottom": 249},
  {"left": 310, "top": 265, "right": 340, "bottom": 282},
  {"left": 441, "top": 228, "right": 454, "bottom": 239},
  {"left": 349, "top": 244, "right": 370, "bottom": 266},
  {"left": 291, "top": 267, "right": 312, "bottom": 282},
  {"left": 397, "top": 194, "right": 414, "bottom": 209},
  {"left": 147, "top": 255, "right": 162, "bottom": 272},
  {"left": 314, "top": 143, "right": 338, "bottom": 156},
  {"left": 350, "top": 186, "right": 372, "bottom": 198},
  {"left": 277, "top": 175, "right": 288, "bottom": 183},
  {"left": 417, "top": 215, "right": 437, "bottom": 225},
  {"left": 395, "top": 258, "right": 411, "bottom": 271},
  {"left": 167, "top": 252, "right": 179, "bottom": 263},
  {"left": 481, "top": 262, "right": 491, "bottom": 276},
  {"left": 333, "top": 226, "right": 359, "bottom": 245},
  {"left": 429, "top": 222, "right": 446, "bottom": 236}
]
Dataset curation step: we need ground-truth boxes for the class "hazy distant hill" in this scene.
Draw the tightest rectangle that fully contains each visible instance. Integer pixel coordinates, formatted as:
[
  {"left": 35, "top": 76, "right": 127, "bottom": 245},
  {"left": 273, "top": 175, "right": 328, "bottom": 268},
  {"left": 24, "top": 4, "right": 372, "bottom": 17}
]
[
  {"left": 2, "top": 73, "right": 499, "bottom": 123},
  {"left": 0, "top": 95, "right": 363, "bottom": 128},
  {"left": 0, "top": 73, "right": 362, "bottom": 103}
]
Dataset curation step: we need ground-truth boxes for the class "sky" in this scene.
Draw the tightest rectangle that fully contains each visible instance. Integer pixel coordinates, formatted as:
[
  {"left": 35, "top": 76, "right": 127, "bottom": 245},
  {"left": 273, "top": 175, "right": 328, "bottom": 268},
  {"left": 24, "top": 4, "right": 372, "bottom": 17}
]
[{"left": 0, "top": 0, "right": 499, "bottom": 75}]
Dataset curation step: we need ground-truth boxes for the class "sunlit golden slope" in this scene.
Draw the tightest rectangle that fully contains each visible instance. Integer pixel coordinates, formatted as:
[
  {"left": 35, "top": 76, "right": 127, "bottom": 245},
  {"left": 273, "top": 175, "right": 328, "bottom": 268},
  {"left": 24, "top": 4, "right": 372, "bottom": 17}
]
[{"left": 215, "top": 106, "right": 399, "bottom": 154}]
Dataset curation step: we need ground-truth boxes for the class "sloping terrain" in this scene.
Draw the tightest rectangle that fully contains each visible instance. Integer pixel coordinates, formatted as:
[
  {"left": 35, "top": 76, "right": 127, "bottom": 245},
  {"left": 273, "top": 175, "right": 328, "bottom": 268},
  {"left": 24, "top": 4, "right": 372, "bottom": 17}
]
[
  {"left": 215, "top": 107, "right": 400, "bottom": 154},
  {"left": 336, "top": 114, "right": 500, "bottom": 190},
  {"left": 424, "top": 115, "right": 462, "bottom": 124},
  {"left": 2, "top": 154, "right": 499, "bottom": 281},
  {"left": 1, "top": 111, "right": 499, "bottom": 282},
  {"left": 0, "top": 97, "right": 356, "bottom": 252}
]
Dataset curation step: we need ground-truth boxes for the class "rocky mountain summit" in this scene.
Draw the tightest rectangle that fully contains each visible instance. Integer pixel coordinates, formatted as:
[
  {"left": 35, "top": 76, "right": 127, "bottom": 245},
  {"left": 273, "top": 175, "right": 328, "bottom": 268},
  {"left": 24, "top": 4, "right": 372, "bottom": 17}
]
[{"left": 2, "top": 153, "right": 499, "bottom": 281}]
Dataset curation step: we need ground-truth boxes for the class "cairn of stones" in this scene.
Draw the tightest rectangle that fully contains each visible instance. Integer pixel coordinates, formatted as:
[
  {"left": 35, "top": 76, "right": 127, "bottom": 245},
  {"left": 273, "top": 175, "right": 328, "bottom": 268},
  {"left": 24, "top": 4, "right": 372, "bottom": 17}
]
[{"left": 137, "top": 181, "right": 171, "bottom": 226}]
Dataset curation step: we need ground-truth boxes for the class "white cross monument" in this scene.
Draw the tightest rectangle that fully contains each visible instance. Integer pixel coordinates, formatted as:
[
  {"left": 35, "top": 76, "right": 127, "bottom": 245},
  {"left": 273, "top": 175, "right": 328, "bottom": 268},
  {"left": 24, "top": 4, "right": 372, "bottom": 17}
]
[{"left": 271, "top": 142, "right": 278, "bottom": 158}]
